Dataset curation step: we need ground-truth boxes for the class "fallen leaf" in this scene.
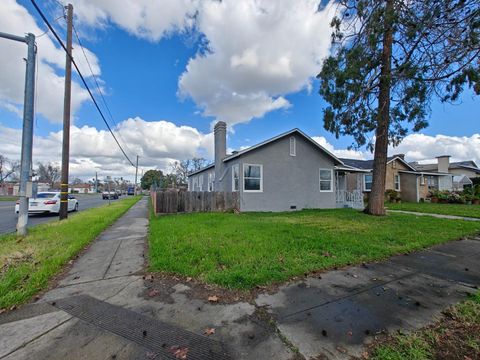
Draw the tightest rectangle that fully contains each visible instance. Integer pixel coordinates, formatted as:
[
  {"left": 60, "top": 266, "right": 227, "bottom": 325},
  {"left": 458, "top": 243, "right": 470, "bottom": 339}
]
[
  {"left": 204, "top": 327, "right": 216, "bottom": 336},
  {"left": 148, "top": 289, "right": 159, "bottom": 297},
  {"left": 169, "top": 346, "right": 189, "bottom": 359},
  {"left": 186, "top": 277, "right": 192, "bottom": 282},
  {"left": 208, "top": 295, "right": 219, "bottom": 302},
  {"left": 336, "top": 346, "right": 347, "bottom": 354},
  {"left": 145, "top": 274, "right": 154, "bottom": 281},
  {"left": 352, "top": 274, "right": 358, "bottom": 278},
  {"left": 323, "top": 251, "right": 331, "bottom": 257}
]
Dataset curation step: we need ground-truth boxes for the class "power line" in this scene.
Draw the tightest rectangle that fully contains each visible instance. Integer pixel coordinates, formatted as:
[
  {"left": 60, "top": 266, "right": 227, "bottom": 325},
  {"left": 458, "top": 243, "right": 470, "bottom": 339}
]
[
  {"left": 30, "top": 0, "right": 136, "bottom": 168},
  {"left": 71, "top": 22, "right": 135, "bottom": 157}
]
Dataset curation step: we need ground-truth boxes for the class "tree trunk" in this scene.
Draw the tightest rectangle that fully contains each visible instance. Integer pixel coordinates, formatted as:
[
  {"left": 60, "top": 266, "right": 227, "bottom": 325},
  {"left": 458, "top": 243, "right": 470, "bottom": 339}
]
[{"left": 366, "top": 0, "right": 394, "bottom": 216}]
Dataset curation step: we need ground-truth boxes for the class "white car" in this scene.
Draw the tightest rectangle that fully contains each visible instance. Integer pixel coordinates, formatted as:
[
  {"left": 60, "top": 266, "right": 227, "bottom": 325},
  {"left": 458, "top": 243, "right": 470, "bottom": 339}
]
[{"left": 15, "top": 192, "right": 78, "bottom": 214}]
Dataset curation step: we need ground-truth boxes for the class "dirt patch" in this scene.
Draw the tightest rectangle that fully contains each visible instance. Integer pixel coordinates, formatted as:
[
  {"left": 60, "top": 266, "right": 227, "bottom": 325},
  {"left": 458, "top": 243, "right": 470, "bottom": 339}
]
[{"left": 141, "top": 272, "right": 261, "bottom": 304}]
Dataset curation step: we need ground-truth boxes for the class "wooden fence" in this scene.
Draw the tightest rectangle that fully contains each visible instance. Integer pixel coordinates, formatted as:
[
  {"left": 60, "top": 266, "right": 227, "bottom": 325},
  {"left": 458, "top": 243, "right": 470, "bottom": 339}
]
[{"left": 152, "top": 191, "right": 239, "bottom": 214}]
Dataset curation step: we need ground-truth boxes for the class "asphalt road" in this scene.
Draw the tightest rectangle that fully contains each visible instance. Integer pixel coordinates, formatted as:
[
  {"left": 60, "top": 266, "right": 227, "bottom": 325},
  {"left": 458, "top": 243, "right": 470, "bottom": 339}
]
[{"left": 0, "top": 194, "right": 123, "bottom": 235}]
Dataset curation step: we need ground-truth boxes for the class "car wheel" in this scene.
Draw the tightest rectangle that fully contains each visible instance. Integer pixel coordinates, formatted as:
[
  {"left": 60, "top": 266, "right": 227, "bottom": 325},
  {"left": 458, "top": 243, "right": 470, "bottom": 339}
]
[{"left": 74, "top": 203, "right": 79, "bottom": 212}]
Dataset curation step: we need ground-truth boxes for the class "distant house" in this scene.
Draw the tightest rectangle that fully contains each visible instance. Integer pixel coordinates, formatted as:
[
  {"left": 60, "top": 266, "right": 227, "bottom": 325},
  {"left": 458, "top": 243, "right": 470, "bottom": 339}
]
[
  {"left": 69, "top": 184, "right": 94, "bottom": 194},
  {"left": 453, "top": 174, "right": 473, "bottom": 191},
  {"left": 188, "top": 122, "right": 366, "bottom": 212},
  {"left": 411, "top": 156, "right": 480, "bottom": 180}
]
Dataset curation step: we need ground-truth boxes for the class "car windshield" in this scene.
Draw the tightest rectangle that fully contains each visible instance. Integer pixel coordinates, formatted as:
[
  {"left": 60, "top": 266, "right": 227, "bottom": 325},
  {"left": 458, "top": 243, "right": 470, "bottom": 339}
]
[{"left": 35, "top": 193, "right": 56, "bottom": 199}]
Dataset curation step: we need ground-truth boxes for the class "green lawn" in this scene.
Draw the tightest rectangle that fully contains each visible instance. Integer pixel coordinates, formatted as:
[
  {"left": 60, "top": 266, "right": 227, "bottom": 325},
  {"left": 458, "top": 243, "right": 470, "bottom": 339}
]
[
  {"left": 370, "top": 291, "right": 480, "bottom": 360},
  {"left": 387, "top": 202, "right": 480, "bottom": 219},
  {"left": 0, "top": 196, "right": 141, "bottom": 309},
  {"left": 0, "top": 196, "right": 17, "bottom": 201},
  {"left": 148, "top": 209, "right": 480, "bottom": 289}
]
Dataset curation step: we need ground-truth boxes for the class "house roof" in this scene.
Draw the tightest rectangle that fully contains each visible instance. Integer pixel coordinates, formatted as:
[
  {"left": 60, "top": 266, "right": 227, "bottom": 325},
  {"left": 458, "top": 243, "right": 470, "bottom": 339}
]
[
  {"left": 188, "top": 128, "right": 345, "bottom": 177},
  {"left": 410, "top": 160, "right": 480, "bottom": 173},
  {"left": 222, "top": 128, "right": 344, "bottom": 165},
  {"left": 453, "top": 174, "right": 473, "bottom": 184},
  {"left": 339, "top": 156, "right": 417, "bottom": 171},
  {"left": 398, "top": 170, "right": 452, "bottom": 176}
]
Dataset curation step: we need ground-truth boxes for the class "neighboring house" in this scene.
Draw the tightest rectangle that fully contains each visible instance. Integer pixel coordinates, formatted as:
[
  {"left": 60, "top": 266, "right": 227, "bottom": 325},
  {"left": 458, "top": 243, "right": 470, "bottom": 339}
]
[
  {"left": 188, "top": 122, "right": 366, "bottom": 212},
  {"left": 69, "top": 184, "right": 95, "bottom": 194},
  {"left": 341, "top": 155, "right": 454, "bottom": 202},
  {"left": 411, "top": 156, "right": 480, "bottom": 179},
  {"left": 453, "top": 174, "right": 473, "bottom": 191}
]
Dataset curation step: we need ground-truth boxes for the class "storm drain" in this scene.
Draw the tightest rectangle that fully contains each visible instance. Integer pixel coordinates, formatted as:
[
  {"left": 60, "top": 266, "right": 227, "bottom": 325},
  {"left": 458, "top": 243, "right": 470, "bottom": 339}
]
[{"left": 53, "top": 295, "right": 231, "bottom": 360}]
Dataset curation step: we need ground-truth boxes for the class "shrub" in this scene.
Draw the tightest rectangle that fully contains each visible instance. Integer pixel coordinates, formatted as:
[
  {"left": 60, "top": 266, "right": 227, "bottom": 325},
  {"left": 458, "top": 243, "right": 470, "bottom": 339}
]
[{"left": 385, "top": 189, "right": 399, "bottom": 202}]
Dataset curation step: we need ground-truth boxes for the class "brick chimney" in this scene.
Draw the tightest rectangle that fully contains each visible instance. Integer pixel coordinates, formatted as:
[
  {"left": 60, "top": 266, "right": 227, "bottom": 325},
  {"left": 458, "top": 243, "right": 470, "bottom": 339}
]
[
  {"left": 214, "top": 121, "right": 227, "bottom": 191},
  {"left": 436, "top": 155, "right": 450, "bottom": 173}
]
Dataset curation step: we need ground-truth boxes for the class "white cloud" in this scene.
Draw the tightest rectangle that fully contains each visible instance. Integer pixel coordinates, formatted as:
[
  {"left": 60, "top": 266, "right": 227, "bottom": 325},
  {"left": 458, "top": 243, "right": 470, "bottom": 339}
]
[
  {"left": 312, "top": 136, "right": 369, "bottom": 160},
  {"left": 178, "top": 0, "right": 336, "bottom": 127},
  {"left": 0, "top": 119, "right": 213, "bottom": 179},
  {"left": 389, "top": 133, "right": 480, "bottom": 164},
  {"left": 70, "top": 0, "right": 199, "bottom": 41},
  {"left": 0, "top": 0, "right": 101, "bottom": 123}
]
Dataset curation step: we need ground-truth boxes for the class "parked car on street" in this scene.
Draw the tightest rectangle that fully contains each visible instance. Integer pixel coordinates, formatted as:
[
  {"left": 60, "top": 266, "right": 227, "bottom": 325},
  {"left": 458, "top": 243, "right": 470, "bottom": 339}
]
[
  {"left": 102, "top": 191, "right": 118, "bottom": 200},
  {"left": 15, "top": 192, "right": 78, "bottom": 214},
  {"left": 127, "top": 186, "right": 135, "bottom": 195}
]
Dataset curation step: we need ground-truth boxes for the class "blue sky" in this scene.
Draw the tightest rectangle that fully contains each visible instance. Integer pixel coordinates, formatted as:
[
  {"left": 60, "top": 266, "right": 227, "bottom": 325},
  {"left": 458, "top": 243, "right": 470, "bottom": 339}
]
[{"left": 0, "top": 0, "right": 478, "bottom": 179}]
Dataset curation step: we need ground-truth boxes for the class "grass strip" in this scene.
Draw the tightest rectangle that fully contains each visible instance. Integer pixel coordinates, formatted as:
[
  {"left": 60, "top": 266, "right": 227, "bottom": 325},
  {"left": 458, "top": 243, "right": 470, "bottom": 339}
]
[{"left": 0, "top": 196, "right": 141, "bottom": 309}]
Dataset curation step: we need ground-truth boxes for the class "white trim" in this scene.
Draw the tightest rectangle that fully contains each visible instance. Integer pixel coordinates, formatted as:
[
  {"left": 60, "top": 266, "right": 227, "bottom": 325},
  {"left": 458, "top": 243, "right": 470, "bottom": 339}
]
[
  {"left": 243, "top": 163, "right": 263, "bottom": 193},
  {"left": 198, "top": 175, "right": 204, "bottom": 191},
  {"left": 394, "top": 174, "right": 401, "bottom": 191},
  {"left": 232, "top": 164, "right": 239, "bottom": 192},
  {"left": 289, "top": 136, "right": 296, "bottom": 156},
  {"left": 363, "top": 173, "right": 373, "bottom": 192},
  {"left": 319, "top": 168, "right": 333, "bottom": 192},
  {"left": 208, "top": 172, "right": 215, "bottom": 192}
]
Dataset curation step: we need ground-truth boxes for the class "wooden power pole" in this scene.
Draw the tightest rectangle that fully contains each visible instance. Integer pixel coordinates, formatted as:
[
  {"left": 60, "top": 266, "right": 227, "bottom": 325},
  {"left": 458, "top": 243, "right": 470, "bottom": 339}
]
[{"left": 59, "top": 3, "right": 73, "bottom": 220}]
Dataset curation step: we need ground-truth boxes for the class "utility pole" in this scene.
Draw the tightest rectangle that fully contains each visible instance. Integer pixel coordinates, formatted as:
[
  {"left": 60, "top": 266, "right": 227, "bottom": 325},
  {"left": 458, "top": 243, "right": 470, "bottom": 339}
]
[
  {"left": 95, "top": 171, "right": 98, "bottom": 193},
  {"left": 59, "top": 3, "right": 73, "bottom": 220},
  {"left": 0, "top": 32, "right": 36, "bottom": 236},
  {"left": 134, "top": 155, "right": 139, "bottom": 195}
]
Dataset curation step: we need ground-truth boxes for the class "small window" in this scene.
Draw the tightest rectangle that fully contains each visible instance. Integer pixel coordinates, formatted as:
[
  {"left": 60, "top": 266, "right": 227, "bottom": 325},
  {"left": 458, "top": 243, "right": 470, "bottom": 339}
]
[
  {"left": 208, "top": 173, "right": 215, "bottom": 192},
  {"left": 243, "top": 164, "right": 263, "bottom": 192},
  {"left": 319, "top": 169, "right": 333, "bottom": 192},
  {"left": 232, "top": 164, "right": 239, "bottom": 191},
  {"left": 364, "top": 174, "right": 373, "bottom": 191},
  {"left": 394, "top": 174, "right": 401, "bottom": 191},
  {"left": 290, "top": 136, "right": 296, "bottom": 156}
]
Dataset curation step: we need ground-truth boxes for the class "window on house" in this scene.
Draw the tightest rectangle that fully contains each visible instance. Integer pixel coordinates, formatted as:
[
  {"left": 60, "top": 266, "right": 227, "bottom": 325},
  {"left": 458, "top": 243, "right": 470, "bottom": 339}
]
[
  {"left": 243, "top": 164, "right": 262, "bottom": 192},
  {"left": 290, "top": 136, "right": 296, "bottom": 156},
  {"left": 394, "top": 174, "right": 401, "bottom": 191},
  {"left": 198, "top": 176, "right": 203, "bottom": 191},
  {"left": 193, "top": 177, "right": 198, "bottom": 190},
  {"left": 364, "top": 174, "right": 373, "bottom": 191},
  {"left": 319, "top": 169, "right": 333, "bottom": 192},
  {"left": 208, "top": 173, "right": 215, "bottom": 192},
  {"left": 232, "top": 164, "right": 239, "bottom": 191}
]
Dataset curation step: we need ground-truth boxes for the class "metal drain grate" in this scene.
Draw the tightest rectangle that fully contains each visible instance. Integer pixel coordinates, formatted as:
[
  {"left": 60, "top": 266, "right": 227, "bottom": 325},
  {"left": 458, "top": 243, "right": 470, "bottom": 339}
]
[{"left": 53, "top": 295, "right": 231, "bottom": 360}]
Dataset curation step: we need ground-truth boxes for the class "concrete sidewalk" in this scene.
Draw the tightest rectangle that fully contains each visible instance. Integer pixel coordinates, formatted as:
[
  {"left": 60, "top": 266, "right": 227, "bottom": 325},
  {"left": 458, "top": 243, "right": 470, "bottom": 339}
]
[
  {"left": 387, "top": 209, "right": 480, "bottom": 222},
  {"left": 1, "top": 199, "right": 479, "bottom": 359}
]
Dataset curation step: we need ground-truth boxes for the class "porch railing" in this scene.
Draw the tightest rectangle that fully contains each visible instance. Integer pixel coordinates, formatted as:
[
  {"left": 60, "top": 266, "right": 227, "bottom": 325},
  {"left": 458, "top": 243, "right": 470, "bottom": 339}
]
[{"left": 336, "top": 190, "right": 364, "bottom": 209}]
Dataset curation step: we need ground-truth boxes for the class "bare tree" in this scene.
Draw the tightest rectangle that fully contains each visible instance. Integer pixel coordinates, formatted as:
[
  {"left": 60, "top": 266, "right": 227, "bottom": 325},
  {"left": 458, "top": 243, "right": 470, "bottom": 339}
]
[
  {"left": 0, "top": 155, "right": 19, "bottom": 183},
  {"left": 171, "top": 157, "right": 208, "bottom": 186},
  {"left": 37, "top": 162, "right": 61, "bottom": 189}
]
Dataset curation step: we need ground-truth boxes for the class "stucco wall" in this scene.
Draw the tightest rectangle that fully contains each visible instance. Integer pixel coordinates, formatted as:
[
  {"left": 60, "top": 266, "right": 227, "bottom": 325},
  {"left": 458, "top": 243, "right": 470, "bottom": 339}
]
[
  {"left": 449, "top": 168, "right": 479, "bottom": 179},
  {"left": 229, "top": 135, "right": 337, "bottom": 211}
]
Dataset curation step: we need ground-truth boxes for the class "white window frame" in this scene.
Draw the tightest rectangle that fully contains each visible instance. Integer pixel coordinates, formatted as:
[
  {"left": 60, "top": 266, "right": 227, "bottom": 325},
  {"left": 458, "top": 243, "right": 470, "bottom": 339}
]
[
  {"left": 289, "top": 136, "right": 296, "bottom": 156},
  {"left": 198, "top": 175, "right": 203, "bottom": 191},
  {"left": 319, "top": 168, "right": 333, "bottom": 193},
  {"left": 243, "top": 163, "right": 263, "bottom": 193},
  {"left": 363, "top": 173, "right": 373, "bottom": 192},
  {"left": 232, "top": 164, "right": 239, "bottom": 192},
  {"left": 193, "top": 177, "right": 198, "bottom": 191},
  {"left": 394, "top": 174, "right": 401, "bottom": 191}
]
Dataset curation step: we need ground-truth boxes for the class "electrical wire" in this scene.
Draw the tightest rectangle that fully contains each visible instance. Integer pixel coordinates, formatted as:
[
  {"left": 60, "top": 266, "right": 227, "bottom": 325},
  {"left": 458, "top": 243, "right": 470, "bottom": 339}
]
[{"left": 30, "top": 0, "right": 137, "bottom": 168}]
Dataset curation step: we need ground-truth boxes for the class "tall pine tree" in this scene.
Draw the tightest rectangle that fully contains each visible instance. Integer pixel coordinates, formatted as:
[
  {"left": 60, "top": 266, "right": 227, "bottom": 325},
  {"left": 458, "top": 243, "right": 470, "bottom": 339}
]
[{"left": 318, "top": 0, "right": 480, "bottom": 215}]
